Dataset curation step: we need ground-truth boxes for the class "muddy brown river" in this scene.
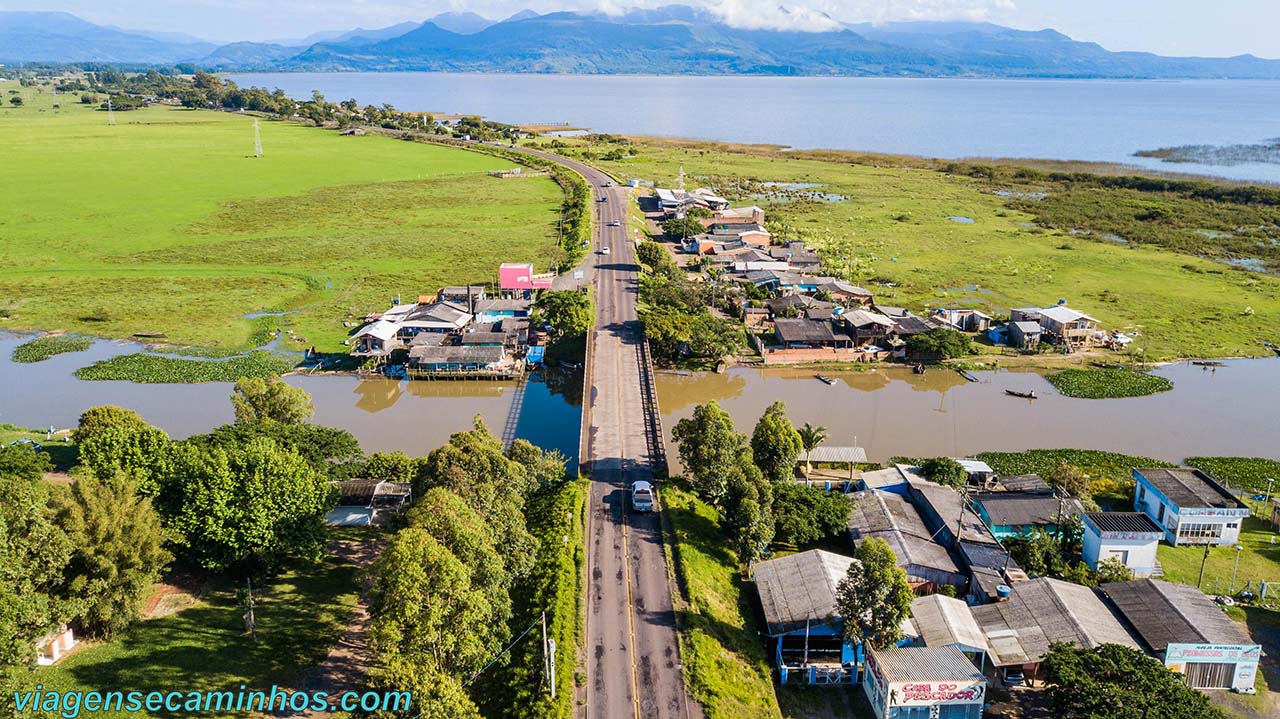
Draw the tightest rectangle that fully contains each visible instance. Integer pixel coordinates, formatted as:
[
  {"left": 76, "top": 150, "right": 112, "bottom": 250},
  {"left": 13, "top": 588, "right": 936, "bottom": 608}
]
[
  {"left": 655, "top": 360, "right": 1280, "bottom": 463},
  {"left": 3, "top": 333, "right": 1277, "bottom": 463}
]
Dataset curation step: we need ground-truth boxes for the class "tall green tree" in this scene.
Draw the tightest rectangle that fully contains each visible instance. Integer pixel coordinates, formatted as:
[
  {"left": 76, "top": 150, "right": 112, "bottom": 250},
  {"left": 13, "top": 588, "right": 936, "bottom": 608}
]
[
  {"left": 835, "top": 538, "right": 913, "bottom": 649},
  {"left": 162, "top": 438, "right": 334, "bottom": 573},
  {"left": 51, "top": 475, "right": 172, "bottom": 638},
  {"left": 720, "top": 450, "right": 775, "bottom": 565},
  {"left": 671, "top": 401, "right": 744, "bottom": 504},
  {"left": 231, "top": 376, "right": 314, "bottom": 425},
  {"left": 505, "top": 439, "right": 569, "bottom": 487},
  {"left": 906, "top": 327, "right": 975, "bottom": 360},
  {"left": 188, "top": 422, "right": 362, "bottom": 477},
  {"left": 797, "top": 422, "right": 827, "bottom": 475},
  {"left": 416, "top": 418, "right": 538, "bottom": 579},
  {"left": 750, "top": 401, "right": 803, "bottom": 482},
  {"left": 76, "top": 424, "right": 172, "bottom": 495},
  {"left": 367, "top": 529, "right": 496, "bottom": 677},
  {"left": 403, "top": 489, "right": 513, "bottom": 654},
  {"left": 772, "top": 483, "right": 854, "bottom": 546},
  {"left": 1042, "top": 642, "right": 1227, "bottom": 719},
  {"left": 533, "top": 291, "right": 592, "bottom": 339},
  {"left": 365, "top": 655, "right": 482, "bottom": 719},
  {"left": 71, "top": 405, "right": 148, "bottom": 444},
  {"left": 0, "top": 466, "right": 72, "bottom": 709}
]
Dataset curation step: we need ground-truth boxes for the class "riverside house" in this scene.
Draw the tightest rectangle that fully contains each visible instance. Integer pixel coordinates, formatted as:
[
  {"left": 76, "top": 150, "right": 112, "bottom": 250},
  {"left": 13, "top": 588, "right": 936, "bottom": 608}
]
[
  {"left": 1132, "top": 467, "right": 1249, "bottom": 546},
  {"left": 753, "top": 550, "right": 860, "bottom": 685}
]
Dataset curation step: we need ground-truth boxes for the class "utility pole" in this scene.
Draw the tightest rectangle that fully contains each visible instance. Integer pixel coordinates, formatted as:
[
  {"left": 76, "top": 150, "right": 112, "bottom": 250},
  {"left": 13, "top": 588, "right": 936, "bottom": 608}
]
[
  {"left": 244, "top": 577, "right": 257, "bottom": 641},
  {"left": 253, "top": 119, "right": 263, "bottom": 157},
  {"left": 1197, "top": 542, "right": 1211, "bottom": 588},
  {"left": 1231, "top": 544, "right": 1244, "bottom": 593},
  {"left": 541, "top": 611, "right": 556, "bottom": 699},
  {"left": 107, "top": 95, "right": 115, "bottom": 126}
]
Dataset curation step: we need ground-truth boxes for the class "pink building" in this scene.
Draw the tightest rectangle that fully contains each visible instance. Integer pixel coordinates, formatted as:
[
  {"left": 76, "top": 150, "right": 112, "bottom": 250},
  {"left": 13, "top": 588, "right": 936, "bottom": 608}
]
[{"left": 499, "top": 263, "right": 554, "bottom": 296}]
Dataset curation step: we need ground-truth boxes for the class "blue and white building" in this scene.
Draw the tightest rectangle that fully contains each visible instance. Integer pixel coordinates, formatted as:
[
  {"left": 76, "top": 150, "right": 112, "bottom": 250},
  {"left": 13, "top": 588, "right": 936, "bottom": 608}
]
[{"left": 1133, "top": 468, "right": 1249, "bottom": 546}]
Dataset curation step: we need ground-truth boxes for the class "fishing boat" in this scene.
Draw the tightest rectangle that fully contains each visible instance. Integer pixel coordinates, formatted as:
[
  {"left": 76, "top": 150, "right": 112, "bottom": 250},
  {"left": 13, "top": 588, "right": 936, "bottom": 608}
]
[
  {"left": 1005, "top": 389, "right": 1037, "bottom": 399},
  {"left": 1192, "top": 361, "right": 1225, "bottom": 367},
  {"left": 1265, "top": 341, "right": 1280, "bottom": 356},
  {"left": 815, "top": 374, "right": 836, "bottom": 385},
  {"left": 956, "top": 368, "right": 980, "bottom": 383}
]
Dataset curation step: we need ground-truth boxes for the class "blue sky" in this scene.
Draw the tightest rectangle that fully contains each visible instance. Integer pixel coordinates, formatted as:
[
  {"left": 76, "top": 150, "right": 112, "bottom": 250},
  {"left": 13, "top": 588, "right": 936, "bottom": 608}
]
[{"left": 5, "top": 0, "right": 1278, "bottom": 58}]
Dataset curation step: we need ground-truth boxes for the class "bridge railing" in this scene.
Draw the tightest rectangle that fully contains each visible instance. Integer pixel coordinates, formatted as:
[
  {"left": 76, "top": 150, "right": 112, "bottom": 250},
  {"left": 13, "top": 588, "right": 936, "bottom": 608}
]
[{"left": 637, "top": 337, "right": 668, "bottom": 478}]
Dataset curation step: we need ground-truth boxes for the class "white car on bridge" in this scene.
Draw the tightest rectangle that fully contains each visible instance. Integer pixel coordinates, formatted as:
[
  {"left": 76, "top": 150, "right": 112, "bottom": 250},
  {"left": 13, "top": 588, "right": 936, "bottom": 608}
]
[{"left": 631, "top": 481, "right": 654, "bottom": 512}]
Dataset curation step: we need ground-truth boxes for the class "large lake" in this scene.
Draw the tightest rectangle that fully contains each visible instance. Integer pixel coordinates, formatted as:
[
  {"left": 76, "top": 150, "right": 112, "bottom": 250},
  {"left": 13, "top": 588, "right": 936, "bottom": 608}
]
[{"left": 229, "top": 73, "right": 1280, "bottom": 183}]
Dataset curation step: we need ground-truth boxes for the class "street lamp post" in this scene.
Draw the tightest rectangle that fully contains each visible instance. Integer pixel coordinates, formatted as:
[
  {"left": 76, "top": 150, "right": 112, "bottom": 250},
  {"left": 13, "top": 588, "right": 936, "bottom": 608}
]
[
  {"left": 1231, "top": 544, "right": 1244, "bottom": 593},
  {"left": 1264, "top": 477, "right": 1275, "bottom": 504}
]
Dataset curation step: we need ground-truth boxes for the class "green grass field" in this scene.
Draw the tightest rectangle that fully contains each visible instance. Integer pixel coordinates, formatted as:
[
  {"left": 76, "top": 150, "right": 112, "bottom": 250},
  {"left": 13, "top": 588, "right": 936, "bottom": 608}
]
[
  {"left": 33, "top": 555, "right": 360, "bottom": 718},
  {"left": 0, "top": 80, "right": 563, "bottom": 351},
  {"left": 567, "top": 138, "right": 1280, "bottom": 361}
]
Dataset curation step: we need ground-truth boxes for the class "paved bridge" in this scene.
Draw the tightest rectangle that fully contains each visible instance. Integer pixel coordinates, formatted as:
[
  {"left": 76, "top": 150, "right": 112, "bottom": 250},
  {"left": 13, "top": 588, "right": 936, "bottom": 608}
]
[{"left": 510, "top": 146, "right": 697, "bottom": 719}]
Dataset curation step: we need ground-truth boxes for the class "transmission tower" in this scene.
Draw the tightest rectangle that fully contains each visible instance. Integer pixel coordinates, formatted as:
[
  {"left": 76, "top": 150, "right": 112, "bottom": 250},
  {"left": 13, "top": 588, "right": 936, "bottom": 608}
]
[{"left": 253, "top": 119, "right": 263, "bottom": 157}]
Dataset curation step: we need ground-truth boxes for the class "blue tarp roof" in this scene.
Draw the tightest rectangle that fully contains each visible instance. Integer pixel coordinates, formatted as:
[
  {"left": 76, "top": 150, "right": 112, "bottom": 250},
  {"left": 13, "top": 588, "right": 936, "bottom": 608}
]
[{"left": 526, "top": 346, "right": 545, "bottom": 363}]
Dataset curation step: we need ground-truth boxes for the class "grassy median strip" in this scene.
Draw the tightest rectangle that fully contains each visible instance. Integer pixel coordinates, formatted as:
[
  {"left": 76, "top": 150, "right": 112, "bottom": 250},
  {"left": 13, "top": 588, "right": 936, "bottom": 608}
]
[
  {"left": 664, "top": 484, "right": 782, "bottom": 719},
  {"left": 74, "top": 351, "right": 296, "bottom": 383},
  {"left": 11, "top": 335, "right": 93, "bottom": 363},
  {"left": 1045, "top": 368, "right": 1174, "bottom": 398}
]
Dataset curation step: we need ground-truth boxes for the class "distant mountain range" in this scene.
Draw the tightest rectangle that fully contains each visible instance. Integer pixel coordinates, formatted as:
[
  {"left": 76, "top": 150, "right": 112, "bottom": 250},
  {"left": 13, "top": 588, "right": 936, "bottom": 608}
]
[{"left": 4, "top": 7, "right": 1280, "bottom": 79}]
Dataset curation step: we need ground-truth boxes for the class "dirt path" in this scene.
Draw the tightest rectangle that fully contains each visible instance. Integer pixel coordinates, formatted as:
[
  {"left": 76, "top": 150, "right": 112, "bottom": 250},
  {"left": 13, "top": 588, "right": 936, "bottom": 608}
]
[{"left": 287, "top": 536, "right": 385, "bottom": 716}]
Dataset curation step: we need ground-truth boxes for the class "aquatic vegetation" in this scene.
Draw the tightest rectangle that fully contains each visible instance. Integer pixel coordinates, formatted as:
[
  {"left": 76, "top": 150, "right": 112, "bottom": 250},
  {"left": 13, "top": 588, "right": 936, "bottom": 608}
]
[
  {"left": 1046, "top": 368, "right": 1174, "bottom": 399},
  {"left": 11, "top": 335, "right": 92, "bottom": 363},
  {"left": 74, "top": 351, "right": 296, "bottom": 383}
]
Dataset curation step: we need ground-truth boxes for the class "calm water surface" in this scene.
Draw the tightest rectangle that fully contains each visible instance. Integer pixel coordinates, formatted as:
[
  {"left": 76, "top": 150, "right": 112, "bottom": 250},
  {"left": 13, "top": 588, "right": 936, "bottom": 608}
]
[
  {"left": 0, "top": 334, "right": 581, "bottom": 461},
  {"left": 229, "top": 73, "right": 1280, "bottom": 183},
  {"left": 656, "top": 359, "right": 1280, "bottom": 464},
  {"left": 6, "top": 331, "right": 1277, "bottom": 464}
]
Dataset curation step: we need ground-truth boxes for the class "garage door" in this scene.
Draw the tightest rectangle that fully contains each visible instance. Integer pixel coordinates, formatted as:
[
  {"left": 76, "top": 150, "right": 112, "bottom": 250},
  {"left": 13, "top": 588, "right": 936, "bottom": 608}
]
[{"left": 1184, "top": 662, "right": 1235, "bottom": 689}]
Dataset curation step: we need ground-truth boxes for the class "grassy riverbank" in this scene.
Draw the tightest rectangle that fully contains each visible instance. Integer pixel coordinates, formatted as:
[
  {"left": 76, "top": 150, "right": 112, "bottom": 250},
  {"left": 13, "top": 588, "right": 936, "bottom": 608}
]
[
  {"left": 552, "top": 136, "right": 1280, "bottom": 361},
  {"left": 0, "top": 80, "right": 563, "bottom": 352},
  {"left": 663, "top": 484, "right": 782, "bottom": 719}
]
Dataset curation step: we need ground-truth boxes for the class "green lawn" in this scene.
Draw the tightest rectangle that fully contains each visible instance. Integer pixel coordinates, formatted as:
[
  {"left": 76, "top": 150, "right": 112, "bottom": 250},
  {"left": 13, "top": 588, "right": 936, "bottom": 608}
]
[
  {"left": 1156, "top": 518, "right": 1280, "bottom": 593},
  {"left": 0, "top": 423, "right": 78, "bottom": 472},
  {"left": 34, "top": 555, "right": 360, "bottom": 718},
  {"left": 0, "top": 80, "right": 563, "bottom": 351},
  {"left": 663, "top": 484, "right": 782, "bottom": 719},
  {"left": 570, "top": 138, "right": 1280, "bottom": 361}
]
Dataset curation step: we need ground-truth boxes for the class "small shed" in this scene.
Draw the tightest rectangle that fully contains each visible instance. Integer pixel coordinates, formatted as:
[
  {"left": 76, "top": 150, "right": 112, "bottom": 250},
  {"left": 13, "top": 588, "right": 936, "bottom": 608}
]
[
  {"left": 862, "top": 645, "right": 986, "bottom": 719},
  {"left": 36, "top": 626, "right": 77, "bottom": 665},
  {"left": 325, "top": 480, "right": 412, "bottom": 526},
  {"left": 753, "top": 549, "right": 859, "bottom": 685},
  {"left": 1007, "top": 320, "right": 1043, "bottom": 349},
  {"left": 1081, "top": 512, "right": 1163, "bottom": 577}
]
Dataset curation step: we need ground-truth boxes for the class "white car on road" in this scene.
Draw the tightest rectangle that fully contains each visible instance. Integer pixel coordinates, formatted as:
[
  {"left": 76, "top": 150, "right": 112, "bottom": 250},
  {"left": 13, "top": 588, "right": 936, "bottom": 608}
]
[
  {"left": 631, "top": 481, "right": 654, "bottom": 512},
  {"left": 608, "top": 220, "right": 621, "bottom": 227},
  {"left": 600, "top": 246, "right": 611, "bottom": 255}
]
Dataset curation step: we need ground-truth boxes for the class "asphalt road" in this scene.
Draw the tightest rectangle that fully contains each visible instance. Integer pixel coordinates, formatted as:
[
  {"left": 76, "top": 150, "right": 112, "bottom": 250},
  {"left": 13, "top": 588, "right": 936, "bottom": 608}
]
[{"left": 506, "top": 145, "right": 698, "bottom": 719}]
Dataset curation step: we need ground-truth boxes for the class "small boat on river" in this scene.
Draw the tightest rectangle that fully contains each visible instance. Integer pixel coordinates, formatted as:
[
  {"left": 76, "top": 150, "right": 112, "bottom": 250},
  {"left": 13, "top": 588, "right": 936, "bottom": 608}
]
[
  {"left": 1005, "top": 389, "right": 1038, "bottom": 399},
  {"left": 956, "top": 369, "right": 980, "bottom": 383},
  {"left": 815, "top": 374, "right": 836, "bottom": 385},
  {"left": 1192, "top": 361, "right": 1225, "bottom": 367}
]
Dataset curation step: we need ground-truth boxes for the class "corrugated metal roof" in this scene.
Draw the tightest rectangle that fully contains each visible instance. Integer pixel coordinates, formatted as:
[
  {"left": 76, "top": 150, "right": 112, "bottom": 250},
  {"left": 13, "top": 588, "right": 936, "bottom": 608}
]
[
  {"left": 1100, "top": 579, "right": 1252, "bottom": 652},
  {"left": 752, "top": 549, "right": 853, "bottom": 636},
  {"left": 911, "top": 595, "right": 987, "bottom": 652},
  {"left": 972, "top": 577, "right": 1139, "bottom": 667},
  {"left": 868, "top": 645, "right": 985, "bottom": 683},
  {"left": 1083, "top": 512, "right": 1163, "bottom": 535},
  {"left": 807, "top": 446, "right": 868, "bottom": 464},
  {"left": 1135, "top": 467, "right": 1245, "bottom": 510},
  {"left": 848, "top": 491, "right": 960, "bottom": 576},
  {"left": 973, "top": 492, "right": 1083, "bottom": 527}
]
